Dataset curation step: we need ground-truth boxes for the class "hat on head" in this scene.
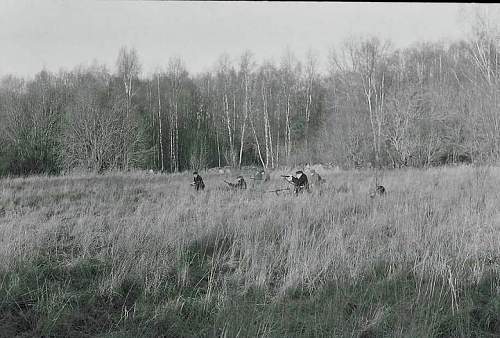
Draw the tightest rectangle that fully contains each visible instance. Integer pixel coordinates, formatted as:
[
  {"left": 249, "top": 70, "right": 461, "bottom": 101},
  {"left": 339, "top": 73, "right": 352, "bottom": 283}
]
[{"left": 193, "top": 171, "right": 198, "bottom": 175}]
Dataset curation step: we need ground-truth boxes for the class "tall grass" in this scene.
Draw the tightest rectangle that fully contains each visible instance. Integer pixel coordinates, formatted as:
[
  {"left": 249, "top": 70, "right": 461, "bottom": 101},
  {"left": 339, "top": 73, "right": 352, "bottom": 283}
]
[{"left": 1, "top": 165, "right": 500, "bottom": 337}]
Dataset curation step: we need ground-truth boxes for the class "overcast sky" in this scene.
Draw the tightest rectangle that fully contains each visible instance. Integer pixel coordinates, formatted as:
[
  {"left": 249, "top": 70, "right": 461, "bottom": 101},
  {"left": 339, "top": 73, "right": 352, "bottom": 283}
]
[{"left": 0, "top": 1, "right": 495, "bottom": 79}]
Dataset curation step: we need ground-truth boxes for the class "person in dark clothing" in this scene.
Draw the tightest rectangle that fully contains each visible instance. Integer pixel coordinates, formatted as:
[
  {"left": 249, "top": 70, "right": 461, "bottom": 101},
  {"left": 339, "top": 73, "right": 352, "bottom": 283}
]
[
  {"left": 191, "top": 172, "right": 205, "bottom": 191},
  {"left": 283, "top": 170, "right": 309, "bottom": 194},
  {"left": 225, "top": 175, "right": 247, "bottom": 190},
  {"left": 369, "top": 185, "right": 386, "bottom": 198},
  {"left": 369, "top": 177, "right": 386, "bottom": 198}
]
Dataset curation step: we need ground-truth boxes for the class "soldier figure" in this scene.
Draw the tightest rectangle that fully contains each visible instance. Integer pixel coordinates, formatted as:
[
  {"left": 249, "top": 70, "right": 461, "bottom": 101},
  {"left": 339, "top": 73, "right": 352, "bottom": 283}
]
[
  {"left": 309, "top": 169, "right": 324, "bottom": 188},
  {"left": 369, "top": 185, "right": 386, "bottom": 198},
  {"left": 369, "top": 177, "right": 386, "bottom": 198},
  {"left": 191, "top": 171, "right": 205, "bottom": 191},
  {"left": 283, "top": 170, "right": 309, "bottom": 194},
  {"left": 252, "top": 169, "right": 270, "bottom": 182},
  {"left": 225, "top": 175, "right": 247, "bottom": 190}
]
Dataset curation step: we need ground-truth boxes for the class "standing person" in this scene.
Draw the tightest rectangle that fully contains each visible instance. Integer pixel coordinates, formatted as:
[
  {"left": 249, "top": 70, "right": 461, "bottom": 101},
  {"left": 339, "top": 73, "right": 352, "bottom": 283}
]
[{"left": 191, "top": 171, "right": 205, "bottom": 191}]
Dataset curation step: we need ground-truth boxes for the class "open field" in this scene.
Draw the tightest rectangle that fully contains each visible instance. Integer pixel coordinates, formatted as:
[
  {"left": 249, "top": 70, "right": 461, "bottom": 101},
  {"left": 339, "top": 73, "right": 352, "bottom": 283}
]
[{"left": 1, "top": 165, "right": 500, "bottom": 337}]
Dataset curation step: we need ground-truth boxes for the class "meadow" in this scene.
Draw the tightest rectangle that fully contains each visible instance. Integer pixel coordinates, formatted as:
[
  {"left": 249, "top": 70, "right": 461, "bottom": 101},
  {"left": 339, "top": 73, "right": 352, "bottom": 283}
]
[{"left": 1, "top": 165, "right": 500, "bottom": 337}]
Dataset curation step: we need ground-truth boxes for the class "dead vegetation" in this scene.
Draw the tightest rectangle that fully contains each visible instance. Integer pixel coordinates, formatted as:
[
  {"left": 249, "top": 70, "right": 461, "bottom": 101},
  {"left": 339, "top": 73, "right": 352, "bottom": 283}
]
[{"left": 1, "top": 165, "right": 500, "bottom": 336}]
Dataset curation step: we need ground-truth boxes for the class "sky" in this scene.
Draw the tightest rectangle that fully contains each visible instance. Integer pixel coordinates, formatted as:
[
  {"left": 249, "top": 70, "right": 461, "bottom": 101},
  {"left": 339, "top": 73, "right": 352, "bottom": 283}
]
[{"left": 0, "top": 1, "right": 496, "bottom": 79}]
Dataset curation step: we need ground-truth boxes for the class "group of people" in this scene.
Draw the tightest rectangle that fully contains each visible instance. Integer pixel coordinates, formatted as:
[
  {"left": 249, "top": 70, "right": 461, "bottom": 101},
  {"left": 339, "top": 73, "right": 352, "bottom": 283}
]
[
  {"left": 191, "top": 169, "right": 388, "bottom": 198},
  {"left": 191, "top": 172, "right": 249, "bottom": 191},
  {"left": 191, "top": 169, "right": 322, "bottom": 195}
]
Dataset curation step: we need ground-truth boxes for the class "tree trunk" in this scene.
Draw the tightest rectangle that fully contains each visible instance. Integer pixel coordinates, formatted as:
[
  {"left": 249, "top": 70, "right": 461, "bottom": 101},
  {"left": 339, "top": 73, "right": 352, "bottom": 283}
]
[
  {"left": 285, "top": 94, "right": 291, "bottom": 163},
  {"left": 157, "top": 75, "right": 164, "bottom": 172},
  {"left": 251, "top": 117, "right": 265, "bottom": 168},
  {"left": 276, "top": 97, "right": 280, "bottom": 167},
  {"left": 224, "top": 92, "right": 235, "bottom": 167},
  {"left": 262, "top": 83, "right": 272, "bottom": 168},
  {"left": 304, "top": 82, "right": 312, "bottom": 157},
  {"left": 169, "top": 97, "right": 175, "bottom": 172},
  {"left": 216, "top": 129, "right": 221, "bottom": 167},
  {"left": 174, "top": 100, "right": 179, "bottom": 172},
  {"left": 238, "top": 73, "right": 249, "bottom": 168}
]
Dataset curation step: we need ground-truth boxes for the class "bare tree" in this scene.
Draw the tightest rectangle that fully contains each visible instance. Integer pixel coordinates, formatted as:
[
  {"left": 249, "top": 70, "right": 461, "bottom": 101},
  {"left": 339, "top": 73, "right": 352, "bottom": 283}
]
[
  {"left": 280, "top": 49, "right": 301, "bottom": 164},
  {"left": 62, "top": 68, "right": 122, "bottom": 172},
  {"left": 342, "top": 37, "right": 391, "bottom": 167},
  {"left": 303, "top": 49, "right": 319, "bottom": 156},
  {"left": 116, "top": 46, "right": 141, "bottom": 169},
  {"left": 238, "top": 51, "right": 254, "bottom": 168},
  {"left": 157, "top": 73, "right": 165, "bottom": 171}
]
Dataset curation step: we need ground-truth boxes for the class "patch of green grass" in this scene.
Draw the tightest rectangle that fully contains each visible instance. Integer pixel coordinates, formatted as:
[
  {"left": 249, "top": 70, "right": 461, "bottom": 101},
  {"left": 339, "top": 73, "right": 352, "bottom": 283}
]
[
  {"left": 0, "top": 256, "right": 113, "bottom": 337},
  {"left": 3, "top": 255, "right": 500, "bottom": 337}
]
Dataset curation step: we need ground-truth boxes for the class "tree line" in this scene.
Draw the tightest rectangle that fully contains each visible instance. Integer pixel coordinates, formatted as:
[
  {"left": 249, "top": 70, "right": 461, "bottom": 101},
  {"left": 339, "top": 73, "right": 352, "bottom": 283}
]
[{"left": 1, "top": 14, "right": 499, "bottom": 176}]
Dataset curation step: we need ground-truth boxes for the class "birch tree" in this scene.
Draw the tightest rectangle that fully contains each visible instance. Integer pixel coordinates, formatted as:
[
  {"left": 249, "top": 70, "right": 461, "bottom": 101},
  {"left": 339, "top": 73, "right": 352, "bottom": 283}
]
[
  {"left": 116, "top": 46, "right": 141, "bottom": 169},
  {"left": 215, "top": 54, "right": 237, "bottom": 167},
  {"left": 280, "top": 49, "right": 300, "bottom": 164},
  {"left": 157, "top": 73, "right": 165, "bottom": 171},
  {"left": 345, "top": 37, "right": 391, "bottom": 167},
  {"left": 237, "top": 51, "right": 254, "bottom": 168},
  {"left": 166, "top": 57, "right": 187, "bottom": 172},
  {"left": 303, "top": 50, "right": 319, "bottom": 155}
]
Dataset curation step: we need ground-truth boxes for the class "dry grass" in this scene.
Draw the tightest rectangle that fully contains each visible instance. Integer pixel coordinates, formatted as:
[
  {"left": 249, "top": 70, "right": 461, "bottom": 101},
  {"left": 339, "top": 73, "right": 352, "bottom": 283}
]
[{"left": 1, "top": 165, "right": 500, "bottom": 337}]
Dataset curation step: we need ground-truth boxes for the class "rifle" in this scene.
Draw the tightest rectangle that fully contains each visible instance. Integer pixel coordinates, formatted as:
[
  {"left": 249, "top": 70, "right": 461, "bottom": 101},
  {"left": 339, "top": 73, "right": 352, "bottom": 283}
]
[
  {"left": 281, "top": 175, "right": 298, "bottom": 187},
  {"left": 264, "top": 187, "right": 291, "bottom": 195}
]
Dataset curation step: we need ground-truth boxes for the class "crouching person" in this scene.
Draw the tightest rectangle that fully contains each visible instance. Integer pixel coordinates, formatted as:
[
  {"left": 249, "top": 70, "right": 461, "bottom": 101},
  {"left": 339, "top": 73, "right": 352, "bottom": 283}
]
[
  {"left": 225, "top": 175, "right": 247, "bottom": 190},
  {"left": 191, "top": 171, "right": 205, "bottom": 191},
  {"left": 309, "top": 169, "right": 325, "bottom": 192},
  {"left": 282, "top": 170, "right": 309, "bottom": 194},
  {"left": 251, "top": 169, "right": 270, "bottom": 183}
]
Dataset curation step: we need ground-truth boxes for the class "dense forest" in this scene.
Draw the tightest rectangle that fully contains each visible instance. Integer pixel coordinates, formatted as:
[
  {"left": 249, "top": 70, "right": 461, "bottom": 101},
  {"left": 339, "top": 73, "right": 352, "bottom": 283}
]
[{"left": 1, "top": 15, "right": 500, "bottom": 176}]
